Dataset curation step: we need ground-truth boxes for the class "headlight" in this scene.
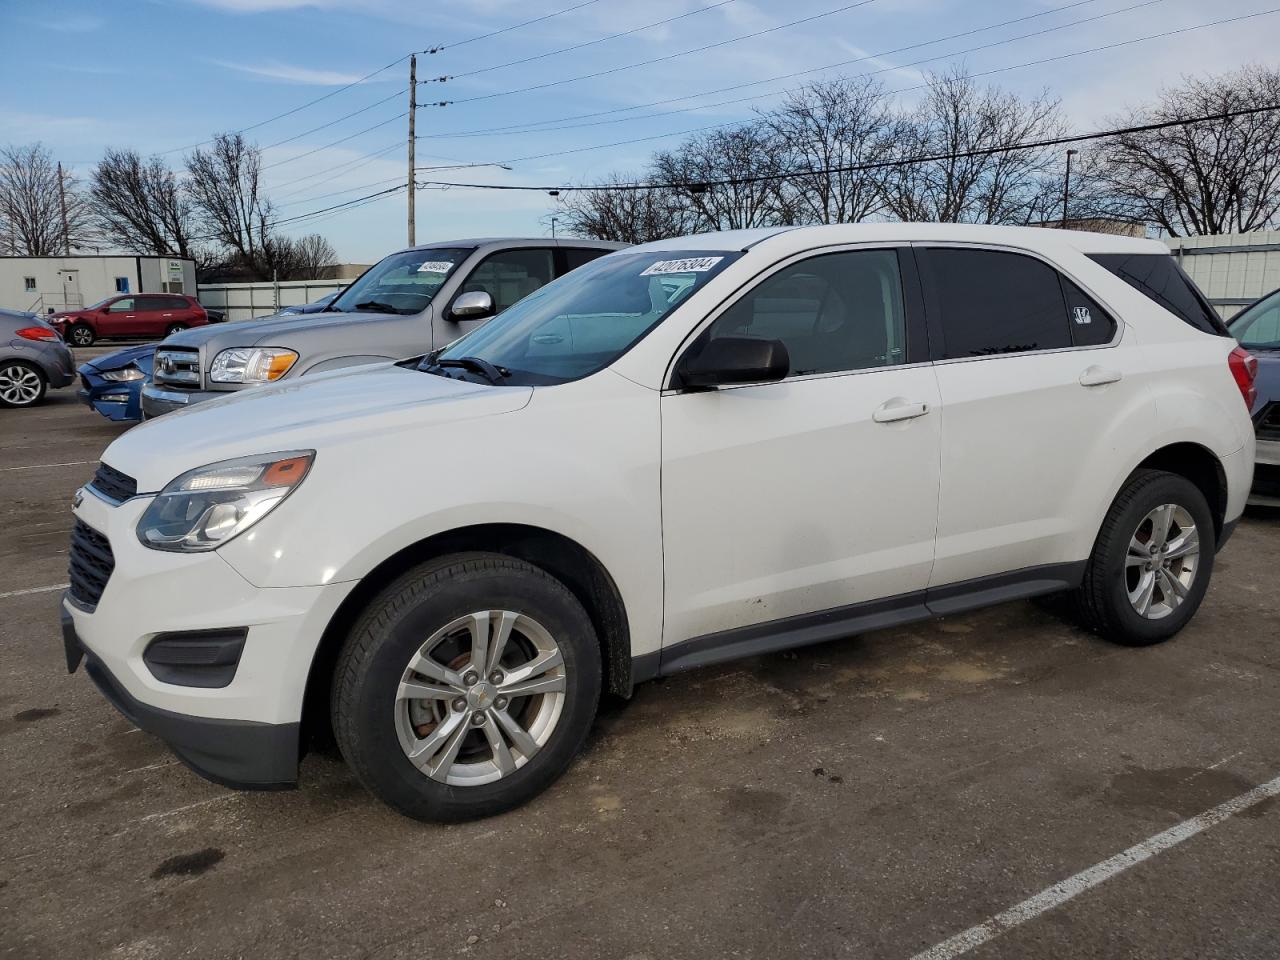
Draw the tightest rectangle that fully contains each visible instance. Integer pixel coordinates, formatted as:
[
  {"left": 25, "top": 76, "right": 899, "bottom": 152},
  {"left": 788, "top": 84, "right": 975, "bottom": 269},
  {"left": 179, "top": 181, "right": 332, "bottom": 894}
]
[
  {"left": 101, "top": 365, "right": 145, "bottom": 382},
  {"left": 209, "top": 347, "right": 298, "bottom": 384},
  {"left": 137, "top": 451, "right": 314, "bottom": 552}
]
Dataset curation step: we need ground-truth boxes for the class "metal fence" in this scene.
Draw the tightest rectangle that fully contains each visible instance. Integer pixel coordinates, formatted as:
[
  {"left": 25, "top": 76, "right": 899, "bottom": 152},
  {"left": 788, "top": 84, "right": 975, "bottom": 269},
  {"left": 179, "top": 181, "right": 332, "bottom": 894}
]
[
  {"left": 1166, "top": 231, "right": 1280, "bottom": 319},
  {"left": 196, "top": 279, "right": 348, "bottom": 323}
]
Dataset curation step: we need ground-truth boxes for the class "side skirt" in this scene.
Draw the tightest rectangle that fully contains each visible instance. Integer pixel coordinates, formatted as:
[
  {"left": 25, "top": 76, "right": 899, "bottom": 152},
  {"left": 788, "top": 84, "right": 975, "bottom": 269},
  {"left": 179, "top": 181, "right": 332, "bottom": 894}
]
[{"left": 647, "top": 561, "right": 1086, "bottom": 679}]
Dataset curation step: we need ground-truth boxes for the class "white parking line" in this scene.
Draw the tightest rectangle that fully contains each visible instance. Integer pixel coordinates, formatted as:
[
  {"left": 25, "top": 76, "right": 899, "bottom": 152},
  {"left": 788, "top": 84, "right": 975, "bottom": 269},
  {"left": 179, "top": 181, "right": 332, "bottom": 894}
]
[
  {"left": 911, "top": 772, "right": 1280, "bottom": 960},
  {"left": 0, "top": 583, "right": 68, "bottom": 600},
  {"left": 0, "top": 459, "right": 93, "bottom": 472}
]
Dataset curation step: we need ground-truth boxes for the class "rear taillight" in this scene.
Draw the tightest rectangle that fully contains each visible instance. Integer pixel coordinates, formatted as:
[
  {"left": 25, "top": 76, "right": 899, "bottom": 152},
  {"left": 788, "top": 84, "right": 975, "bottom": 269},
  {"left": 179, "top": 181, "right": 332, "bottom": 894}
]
[
  {"left": 1228, "top": 346, "right": 1258, "bottom": 410},
  {"left": 16, "top": 326, "right": 57, "bottom": 342}
]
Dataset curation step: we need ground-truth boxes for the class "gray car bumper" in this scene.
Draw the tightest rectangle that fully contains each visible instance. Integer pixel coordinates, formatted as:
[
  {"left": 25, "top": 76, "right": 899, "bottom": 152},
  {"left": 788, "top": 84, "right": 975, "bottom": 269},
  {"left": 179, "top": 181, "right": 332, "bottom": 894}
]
[{"left": 141, "top": 383, "right": 225, "bottom": 418}]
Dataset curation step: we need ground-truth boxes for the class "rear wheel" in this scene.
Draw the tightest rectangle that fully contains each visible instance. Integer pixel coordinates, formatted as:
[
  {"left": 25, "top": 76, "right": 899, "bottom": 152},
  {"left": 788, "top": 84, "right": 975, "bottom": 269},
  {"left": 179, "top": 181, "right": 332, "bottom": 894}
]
[
  {"left": 68, "top": 323, "right": 95, "bottom": 347},
  {"left": 332, "top": 553, "right": 602, "bottom": 821},
  {"left": 0, "top": 361, "right": 47, "bottom": 407},
  {"left": 164, "top": 323, "right": 185, "bottom": 337},
  {"left": 1071, "top": 470, "right": 1215, "bottom": 646}
]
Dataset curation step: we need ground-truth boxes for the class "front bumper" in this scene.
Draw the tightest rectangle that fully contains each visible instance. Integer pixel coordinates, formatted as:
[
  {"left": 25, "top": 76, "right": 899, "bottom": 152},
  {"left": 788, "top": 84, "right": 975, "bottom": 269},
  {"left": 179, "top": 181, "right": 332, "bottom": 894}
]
[
  {"left": 141, "top": 383, "right": 225, "bottom": 418},
  {"left": 63, "top": 488, "right": 356, "bottom": 788}
]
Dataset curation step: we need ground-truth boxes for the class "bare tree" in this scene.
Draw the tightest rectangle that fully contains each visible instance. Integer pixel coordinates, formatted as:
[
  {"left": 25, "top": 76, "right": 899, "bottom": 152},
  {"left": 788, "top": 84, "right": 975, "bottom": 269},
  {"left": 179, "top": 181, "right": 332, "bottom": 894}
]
[
  {"left": 881, "top": 67, "right": 1065, "bottom": 225},
  {"left": 0, "top": 143, "right": 93, "bottom": 255},
  {"left": 652, "top": 125, "right": 793, "bottom": 231},
  {"left": 265, "top": 233, "right": 337, "bottom": 279},
  {"left": 552, "top": 172, "right": 696, "bottom": 243},
  {"left": 1098, "top": 65, "right": 1280, "bottom": 235},
  {"left": 186, "top": 133, "right": 271, "bottom": 274},
  {"left": 90, "top": 148, "right": 200, "bottom": 258},
  {"left": 760, "top": 77, "right": 895, "bottom": 224}
]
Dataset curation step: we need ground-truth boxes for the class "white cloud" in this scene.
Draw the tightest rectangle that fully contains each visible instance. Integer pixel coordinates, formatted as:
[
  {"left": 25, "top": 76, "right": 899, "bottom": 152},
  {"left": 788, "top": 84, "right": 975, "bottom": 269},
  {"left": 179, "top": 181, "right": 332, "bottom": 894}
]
[
  {"left": 23, "top": 13, "right": 103, "bottom": 32},
  {"left": 209, "top": 59, "right": 391, "bottom": 85}
]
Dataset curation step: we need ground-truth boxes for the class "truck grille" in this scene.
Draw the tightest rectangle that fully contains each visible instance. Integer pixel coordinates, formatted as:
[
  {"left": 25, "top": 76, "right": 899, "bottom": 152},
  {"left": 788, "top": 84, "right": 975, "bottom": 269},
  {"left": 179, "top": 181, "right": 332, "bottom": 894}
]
[
  {"left": 1257, "top": 402, "right": 1280, "bottom": 442},
  {"left": 88, "top": 462, "right": 137, "bottom": 503},
  {"left": 68, "top": 519, "right": 115, "bottom": 610},
  {"left": 153, "top": 347, "right": 201, "bottom": 389}
]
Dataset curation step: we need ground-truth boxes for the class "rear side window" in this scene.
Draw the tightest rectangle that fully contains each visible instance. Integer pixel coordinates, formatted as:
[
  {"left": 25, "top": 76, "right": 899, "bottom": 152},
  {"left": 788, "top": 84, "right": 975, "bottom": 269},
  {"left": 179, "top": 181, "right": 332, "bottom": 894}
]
[
  {"left": 926, "top": 248, "right": 1072, "bottom": 358},
  {"left": 1088, "top": 253, "right": 1228, "bottom": 336},
  {"left": 561, "top": 248, "right": 611, "bottom": 273},
  {"left": 1060, "top": 277, "right": 1117, "bottom": 347}
]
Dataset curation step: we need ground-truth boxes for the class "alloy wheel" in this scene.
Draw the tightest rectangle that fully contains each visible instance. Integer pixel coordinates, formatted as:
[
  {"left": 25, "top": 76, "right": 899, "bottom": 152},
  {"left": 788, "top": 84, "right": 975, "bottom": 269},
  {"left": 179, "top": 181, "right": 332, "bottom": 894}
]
[
  {"left": 394, "top": 610, "right": 567, "bottom": 787},
  {"left": 1125, "top": 503, "right": 1199, "bottom": 620},
  {"left": 0, "top": 364, "right": 43, "bottom": 406},
  {"left": 72, "top": 327, "right": 94, "bottom": 346}
]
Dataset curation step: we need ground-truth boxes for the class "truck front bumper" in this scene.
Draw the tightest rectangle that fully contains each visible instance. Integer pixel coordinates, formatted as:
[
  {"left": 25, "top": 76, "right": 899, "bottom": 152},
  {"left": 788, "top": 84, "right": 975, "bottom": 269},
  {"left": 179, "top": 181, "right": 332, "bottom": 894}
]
[{"left": 140, "top": 383, "right": 227, "bottom": 418}]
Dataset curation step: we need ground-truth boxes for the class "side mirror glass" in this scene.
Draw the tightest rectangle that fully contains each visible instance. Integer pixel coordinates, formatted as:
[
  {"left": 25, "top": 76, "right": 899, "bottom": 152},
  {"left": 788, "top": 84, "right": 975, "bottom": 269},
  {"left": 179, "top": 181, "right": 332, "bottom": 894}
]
[
  {"left": 678, "top": 336, "right": 790, "bottom": 390},
  {"left": 450, "top": 290, "right": 494, "bottom": 320}
]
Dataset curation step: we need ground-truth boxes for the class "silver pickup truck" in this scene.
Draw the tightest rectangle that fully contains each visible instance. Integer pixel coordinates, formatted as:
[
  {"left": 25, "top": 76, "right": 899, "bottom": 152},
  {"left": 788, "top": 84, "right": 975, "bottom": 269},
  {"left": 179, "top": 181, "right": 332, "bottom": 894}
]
[{"left": 142, "top": 237, "right": 624, "bottom": 417}]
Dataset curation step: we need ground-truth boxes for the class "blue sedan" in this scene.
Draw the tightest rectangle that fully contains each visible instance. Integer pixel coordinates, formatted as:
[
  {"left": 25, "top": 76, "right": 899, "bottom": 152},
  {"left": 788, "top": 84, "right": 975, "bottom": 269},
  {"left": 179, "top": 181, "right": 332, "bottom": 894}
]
[{"left": 77, "top": 343, "right": 155, "bottom": 422}]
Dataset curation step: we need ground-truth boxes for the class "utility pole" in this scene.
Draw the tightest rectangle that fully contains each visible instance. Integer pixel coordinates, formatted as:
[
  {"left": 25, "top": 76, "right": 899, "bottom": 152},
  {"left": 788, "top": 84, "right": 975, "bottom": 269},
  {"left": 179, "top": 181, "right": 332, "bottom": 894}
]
[
  {"left": 57, "top": 161, "right": 70, "bottom": 254},
  {"left": 407, "top": 54, "right": 417, "bottom": 247},
  {"left": 1061, "top": 148, "right": 1078, "bottom": 230}
]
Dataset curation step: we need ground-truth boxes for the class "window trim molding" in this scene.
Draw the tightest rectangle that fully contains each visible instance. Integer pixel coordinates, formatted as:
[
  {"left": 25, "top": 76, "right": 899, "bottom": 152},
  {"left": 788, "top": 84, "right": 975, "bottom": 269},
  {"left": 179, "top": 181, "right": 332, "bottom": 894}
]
[{"left": 913, "top": 241, "right": 1124, "bottom": 366}]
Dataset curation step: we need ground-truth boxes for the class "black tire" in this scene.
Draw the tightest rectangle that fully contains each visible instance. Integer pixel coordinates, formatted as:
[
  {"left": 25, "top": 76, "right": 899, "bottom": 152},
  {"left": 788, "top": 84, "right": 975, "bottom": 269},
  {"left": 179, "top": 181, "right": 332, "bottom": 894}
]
[
  {"left": 0, "top": 360, "right": 48, "bottom": 408},
  {"left": 165, "top": 323, "right": 185, "bottom": 337},
  {"left": 68, "top": 323, "right": 95, "bottom": 347},
  {"left": 1071, "top": 469, "right": 1215, "bottom": 646},
  {"left": 331, "top": 553, "right": 602, "bottom": 821}
]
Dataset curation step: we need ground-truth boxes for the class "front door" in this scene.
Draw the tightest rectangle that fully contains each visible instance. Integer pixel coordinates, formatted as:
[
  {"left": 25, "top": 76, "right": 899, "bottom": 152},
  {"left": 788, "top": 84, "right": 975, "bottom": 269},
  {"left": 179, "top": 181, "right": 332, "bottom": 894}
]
[
  {"left": 660, "top": 247, "right": 941, "bottom": 658},
  {"left": 99, "top": 297, "right": 137, "bottom": 338},
  {"left": 437, "top": 247, "right": 556, "bottom": 346}
]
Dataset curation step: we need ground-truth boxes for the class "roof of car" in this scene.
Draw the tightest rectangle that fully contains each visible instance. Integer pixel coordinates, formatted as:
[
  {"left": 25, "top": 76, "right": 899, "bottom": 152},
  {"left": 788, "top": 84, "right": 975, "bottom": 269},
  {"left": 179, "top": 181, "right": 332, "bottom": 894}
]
[
  {"left": 629, "top": 223, "right": 1168, "bottom": 256},
  {"left": 403, "top": 237, "right": 626, "bottom": 253}
]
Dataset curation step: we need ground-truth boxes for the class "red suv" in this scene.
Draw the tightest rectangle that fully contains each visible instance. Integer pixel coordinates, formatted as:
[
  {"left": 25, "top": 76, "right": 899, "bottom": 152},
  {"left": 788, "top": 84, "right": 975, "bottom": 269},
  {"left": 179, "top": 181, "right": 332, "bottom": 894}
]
[{"left": 49, "top": 294, "right": 208, "bottom": 347}]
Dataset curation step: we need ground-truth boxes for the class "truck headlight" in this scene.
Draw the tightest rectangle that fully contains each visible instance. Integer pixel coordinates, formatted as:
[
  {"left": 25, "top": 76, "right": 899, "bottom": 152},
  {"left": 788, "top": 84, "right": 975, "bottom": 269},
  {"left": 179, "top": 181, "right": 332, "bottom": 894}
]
[
  {"left": 137, "top": 451, "right": 314, "bottom": 552},
  {"left": 209, "top": 347, "right": 298, "bottom": 384}
]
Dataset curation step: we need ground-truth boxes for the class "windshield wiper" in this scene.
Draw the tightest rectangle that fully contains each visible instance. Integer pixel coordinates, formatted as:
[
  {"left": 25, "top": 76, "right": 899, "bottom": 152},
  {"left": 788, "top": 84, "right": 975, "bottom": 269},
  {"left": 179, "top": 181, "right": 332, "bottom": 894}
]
[
  {"left": 423, "top": 355, "right": 510, "bottom": 385},
  {"left": 353, "top": 300, "right": 398, "bottom": 313}
]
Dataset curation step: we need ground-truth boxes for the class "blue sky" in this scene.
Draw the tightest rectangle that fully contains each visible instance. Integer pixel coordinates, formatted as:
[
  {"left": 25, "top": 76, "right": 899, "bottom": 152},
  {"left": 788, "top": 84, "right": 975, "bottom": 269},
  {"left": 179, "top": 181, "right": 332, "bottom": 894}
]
[{"left": 1, "top": 0, "right": 1275, "bottom": 262}]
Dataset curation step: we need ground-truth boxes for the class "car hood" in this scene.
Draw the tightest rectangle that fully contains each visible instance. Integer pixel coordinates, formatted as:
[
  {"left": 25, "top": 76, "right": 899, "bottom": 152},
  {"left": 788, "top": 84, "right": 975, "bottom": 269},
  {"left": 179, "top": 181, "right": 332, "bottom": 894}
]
[
  {"left": 81, "top": 342, "right": 157, "bottom": 373},
  {"left": 102, "top": 362, "right": 532, "bottom": 493},
  {"left": 162, "top": 307, "right": 410, "bottom": 351}
]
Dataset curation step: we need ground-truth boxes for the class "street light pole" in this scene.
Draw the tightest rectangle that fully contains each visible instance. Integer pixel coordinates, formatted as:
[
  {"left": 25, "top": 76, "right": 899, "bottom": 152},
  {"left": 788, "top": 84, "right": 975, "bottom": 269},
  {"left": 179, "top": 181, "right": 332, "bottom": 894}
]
[{"left": 1061, "top": 148, "right": 1078, "bottom": 229}]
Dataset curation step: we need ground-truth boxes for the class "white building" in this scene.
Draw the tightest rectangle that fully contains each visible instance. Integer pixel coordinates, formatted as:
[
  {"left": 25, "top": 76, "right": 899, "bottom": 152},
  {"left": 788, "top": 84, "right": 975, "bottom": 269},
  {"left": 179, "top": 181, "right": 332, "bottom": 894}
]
[
  {"left": 1167, "top": 231, "right": 1280, "bottom": 319},
  {"left": 0, "top": 255, "right": 197, "bottom": 315}
]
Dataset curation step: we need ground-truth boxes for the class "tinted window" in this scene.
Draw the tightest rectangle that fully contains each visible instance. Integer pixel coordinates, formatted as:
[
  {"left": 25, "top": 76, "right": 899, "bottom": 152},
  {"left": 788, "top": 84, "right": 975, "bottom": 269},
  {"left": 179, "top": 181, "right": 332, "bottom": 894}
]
[
  {"left": 927, "top": 249, "right": 1071, "bottom": 358},
  {"left": 700, "top": 250, "right": 906, "bottom": 377},
  {"left": 562, "top": 248, "right": 611, "bottom": 273},
  {"left": 137, "top": 296, "right": 171, "bottom": 311},
  {"left": 1088, "top": 253, "right": 1228, "bottom": 336},
  {"left": 1061, "top": 276, "right": 1117, "bottom": 347},
  {"left": 1230, "top": 289, "right": 1280, "bottom": 349},
  {"left": 461, "top": 249, "right": 555, "bottom": 313}
]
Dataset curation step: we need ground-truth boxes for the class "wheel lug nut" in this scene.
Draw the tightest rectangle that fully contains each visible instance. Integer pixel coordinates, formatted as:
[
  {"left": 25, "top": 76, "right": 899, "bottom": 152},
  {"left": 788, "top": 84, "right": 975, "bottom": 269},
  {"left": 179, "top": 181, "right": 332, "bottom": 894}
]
[
  {"left": 472, "top": 712, "right": 486, "bottom": 726},
  {"left": 463, "top": 671, "right": 479, "bottom": 686},
  {"left": 489, "top": 670, "right": 504, "bottom": 684},
  {"left": 453, "top": 697, "right": 467, "bottom": 712},
  {"left": 495, "top": 696, "right": 508, "bottom": 710}
]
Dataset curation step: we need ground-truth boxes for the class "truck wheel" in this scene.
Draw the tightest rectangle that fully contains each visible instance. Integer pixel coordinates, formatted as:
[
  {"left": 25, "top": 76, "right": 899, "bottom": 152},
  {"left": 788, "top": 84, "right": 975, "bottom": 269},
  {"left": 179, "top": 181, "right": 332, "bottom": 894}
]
[
  {"left": 69, "top": 323, "right": 95, "bottom": 346},
  {"left": 1071, "top": 469, "right": 1215, "bottom": 646},
  {"left": 332, "top": 553, "right": 602, "bottom": 821},
  {"left": 0, "top": 361, "right": 47, "bottom": 407}
]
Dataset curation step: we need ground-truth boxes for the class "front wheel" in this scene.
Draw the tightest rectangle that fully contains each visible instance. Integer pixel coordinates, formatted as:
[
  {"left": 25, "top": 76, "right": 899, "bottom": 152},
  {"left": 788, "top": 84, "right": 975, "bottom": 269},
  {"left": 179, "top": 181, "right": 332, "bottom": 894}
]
[
  {"left": 69, "top": 323, "right": 95, "bottom": 347},
  {"left": 332, "top": 554, "right": 602, "bottom": 821},
  {"left": 0, "top": 361, "right": 47, "bottom": 407},
  {"left": 1071, "top": 469, "right": 1215, "bottom": 646}
]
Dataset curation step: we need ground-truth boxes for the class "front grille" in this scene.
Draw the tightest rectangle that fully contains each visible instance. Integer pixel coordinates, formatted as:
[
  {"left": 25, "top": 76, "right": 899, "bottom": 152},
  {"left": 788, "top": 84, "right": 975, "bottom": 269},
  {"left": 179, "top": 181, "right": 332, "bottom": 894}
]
[
  {"left": 1257, "top": 402, "right": 1280, "bottom": 442},
  {"left": 68, "top": 519, "right": 115, "bottom": 610},
  {"left": 89, "top": 462, "right": 137, "bottom": 503},
  {"left": 153, "top": 347, "right": 201, "bottom": 389}
]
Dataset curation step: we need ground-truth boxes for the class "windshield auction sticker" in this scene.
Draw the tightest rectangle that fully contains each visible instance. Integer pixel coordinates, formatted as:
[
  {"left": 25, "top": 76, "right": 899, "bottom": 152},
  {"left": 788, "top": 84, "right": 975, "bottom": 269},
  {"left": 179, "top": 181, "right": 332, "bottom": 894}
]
[
  {"left": 417, "top": 261, "right": 455, "bottom": 274},
  {"left": 640, "top": 257, "right": 724, "bottom": 276}
]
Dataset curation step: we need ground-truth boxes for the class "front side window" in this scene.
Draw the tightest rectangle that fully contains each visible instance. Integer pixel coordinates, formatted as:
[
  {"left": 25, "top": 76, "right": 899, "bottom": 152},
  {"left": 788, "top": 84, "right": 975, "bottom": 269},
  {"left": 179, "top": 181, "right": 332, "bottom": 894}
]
[
  {"left": 1230, "top": 289, "right": 1280, "bottom": 349},
  {"left": 928, "top": 248, "right": 1072, "bottom": 358},
  {"left": 432, "top": 250, "right": 739, "bottom": 385},
  {"left": 1088, "top": 253, "right": 1228, "bottom": 336},
  {"left": 459, "top": 249, "right": 555, "bottom": 314},
  {"left": 107, "top": 298, "right": 135, "bottom": 313},
  {"left": 330, "top": 247, "right": 471, "bottom": 316},
  {"left": 696, "top": 250, "right": 907, "bottom": 377}
]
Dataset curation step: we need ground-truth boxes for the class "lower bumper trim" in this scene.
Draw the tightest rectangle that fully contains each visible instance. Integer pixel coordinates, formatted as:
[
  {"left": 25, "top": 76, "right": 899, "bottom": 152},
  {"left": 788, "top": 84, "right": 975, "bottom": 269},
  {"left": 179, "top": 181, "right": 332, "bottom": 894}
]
[{"left": 63, "top": 607, "right": 299, "bottom": 790}]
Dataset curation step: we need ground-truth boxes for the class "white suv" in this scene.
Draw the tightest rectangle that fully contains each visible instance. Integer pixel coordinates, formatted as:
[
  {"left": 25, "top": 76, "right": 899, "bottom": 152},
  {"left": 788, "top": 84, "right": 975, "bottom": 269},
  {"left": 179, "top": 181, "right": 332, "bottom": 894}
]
[{"left": 62, "top": 224, "right": 1257, "bottom": 821}]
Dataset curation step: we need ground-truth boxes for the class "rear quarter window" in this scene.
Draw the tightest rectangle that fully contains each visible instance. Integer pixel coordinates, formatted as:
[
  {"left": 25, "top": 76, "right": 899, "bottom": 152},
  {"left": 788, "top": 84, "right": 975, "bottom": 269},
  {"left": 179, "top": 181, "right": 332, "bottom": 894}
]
[{"left": 1087, "top": 253, "right": 1229, "bottom": 336}]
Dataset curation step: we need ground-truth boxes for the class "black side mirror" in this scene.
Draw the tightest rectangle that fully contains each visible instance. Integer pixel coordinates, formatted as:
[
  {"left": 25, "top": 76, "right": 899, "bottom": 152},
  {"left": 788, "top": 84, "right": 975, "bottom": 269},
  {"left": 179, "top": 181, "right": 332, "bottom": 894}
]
[{"left": 678, "top": 336, "right": 790, "bottom": 390}]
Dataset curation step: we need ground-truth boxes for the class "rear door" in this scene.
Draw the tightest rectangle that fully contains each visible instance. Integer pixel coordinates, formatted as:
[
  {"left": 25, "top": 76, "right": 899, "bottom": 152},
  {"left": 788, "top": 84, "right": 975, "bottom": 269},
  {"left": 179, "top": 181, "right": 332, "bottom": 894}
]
[
  {"left": 918, "top": 244, "right": 1152, "bottom": 589},
  {"left": 133, "top": 296, "right": 173, "bottom": 337}
]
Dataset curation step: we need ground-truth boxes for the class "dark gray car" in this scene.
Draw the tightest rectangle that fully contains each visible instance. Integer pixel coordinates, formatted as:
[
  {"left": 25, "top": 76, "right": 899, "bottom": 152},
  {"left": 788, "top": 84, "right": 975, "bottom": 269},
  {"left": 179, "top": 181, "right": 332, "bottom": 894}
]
[
  {"left": 1, "top": 308, "right": 75, "bottom": 408},
  {"left": 142, "top": 238, "right": 624, "bottom": 417}
]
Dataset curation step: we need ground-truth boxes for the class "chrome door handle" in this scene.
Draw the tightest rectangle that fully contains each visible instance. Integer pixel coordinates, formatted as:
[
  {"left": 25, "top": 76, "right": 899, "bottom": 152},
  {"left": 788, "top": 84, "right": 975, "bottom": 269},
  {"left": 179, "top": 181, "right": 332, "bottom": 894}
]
[
  {"left": 1079, "top": 365, "right": 1122, "bottom": 387},
  {"left": 873, "top": 398, "right": 930, "bottom": 423}
]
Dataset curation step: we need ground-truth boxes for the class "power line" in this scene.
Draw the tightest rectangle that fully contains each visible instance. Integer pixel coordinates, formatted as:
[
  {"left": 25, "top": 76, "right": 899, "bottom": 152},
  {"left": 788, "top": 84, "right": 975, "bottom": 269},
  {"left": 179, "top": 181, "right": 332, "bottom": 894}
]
[
  {"left": 420, "top": 0, "right": 605, "bottom": 53},
  {"left": 437, "top": 0, "right": 742, "bottom": 82},
  {"left": 413, "top": 103, "right": 1280, "bottom": 194},
  {"left": 435, "top": 0, "right": 883, "bottom": 105},
  {"left": 260, "top": 112, "right": 408, "bottom": 170},
  {"left": 267, "top": 141, "right": 404, "bottom": 199},
  {"left": 453, "top": 6, "right": 1280, "bottom": 168},
  {"left": 419, "top": 0, "right": 1122, "bottom": 141},
  {"left": 259, "top": 89, "right": 407, "bottom": 152}
]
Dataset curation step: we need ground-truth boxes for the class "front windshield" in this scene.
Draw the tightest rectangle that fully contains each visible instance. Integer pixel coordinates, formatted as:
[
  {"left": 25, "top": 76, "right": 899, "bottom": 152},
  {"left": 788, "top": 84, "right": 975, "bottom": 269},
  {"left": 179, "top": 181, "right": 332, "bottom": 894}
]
[
  {"left": 330, "top": 247, "right": 471, "bottom": 315},
  {"left": 432, "top": 250, "right": 740, "bottom": 385},
  {"left": 1231, "top": 290, "right": 1280, "bottom": 349}
]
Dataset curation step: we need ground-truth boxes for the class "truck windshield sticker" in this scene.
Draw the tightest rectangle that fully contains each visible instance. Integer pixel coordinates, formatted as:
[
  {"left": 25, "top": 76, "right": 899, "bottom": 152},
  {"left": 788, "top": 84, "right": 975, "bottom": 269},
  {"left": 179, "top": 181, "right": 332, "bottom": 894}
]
[
  {"left": 640, "top": 257, "right": 724, "bottom": 276},
  {"left": 417, "top": 261, "right": 455, "bottom": 274}
]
